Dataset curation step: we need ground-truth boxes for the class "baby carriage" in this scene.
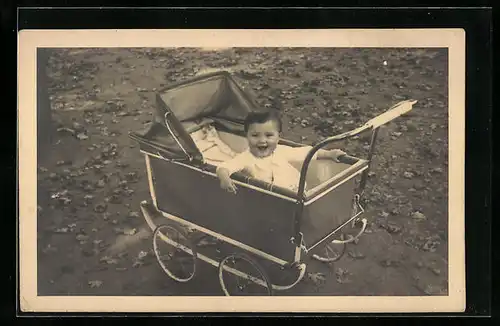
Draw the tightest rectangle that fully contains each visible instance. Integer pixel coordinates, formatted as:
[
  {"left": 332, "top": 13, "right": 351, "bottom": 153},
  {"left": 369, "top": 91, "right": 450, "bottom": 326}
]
[{"left": 129, "top": 71, "right": 417, "bottom": 296}]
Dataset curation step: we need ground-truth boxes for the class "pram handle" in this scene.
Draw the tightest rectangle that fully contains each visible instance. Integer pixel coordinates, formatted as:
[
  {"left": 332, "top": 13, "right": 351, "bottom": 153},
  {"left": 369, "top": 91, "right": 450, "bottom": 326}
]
[
  {"left": 296, "top": 99, "right": 417, "bottom": 199},
  {"left": 292, "top": 100, "right": 417, "bottom": 239},
  {"left": 365, "top": 100, "right": 417, "bottom": 129}
]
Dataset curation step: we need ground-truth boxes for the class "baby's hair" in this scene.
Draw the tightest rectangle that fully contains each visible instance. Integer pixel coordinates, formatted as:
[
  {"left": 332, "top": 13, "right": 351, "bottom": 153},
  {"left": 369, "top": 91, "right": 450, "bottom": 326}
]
[{"left": 244, "top": 110, "right": 283, "bottom": 133}]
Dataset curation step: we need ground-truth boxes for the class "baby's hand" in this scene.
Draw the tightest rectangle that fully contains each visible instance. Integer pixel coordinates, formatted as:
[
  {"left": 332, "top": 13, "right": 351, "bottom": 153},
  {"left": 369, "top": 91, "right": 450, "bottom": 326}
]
[
  {"left": 220, "top": 178, "right": 237, "bottom": 194},
  {"left": 330, "top": 149, "right": 347, "bottom": 162},
  {"left": 217, "top": 167, "right": 238, "bottom": 194}
]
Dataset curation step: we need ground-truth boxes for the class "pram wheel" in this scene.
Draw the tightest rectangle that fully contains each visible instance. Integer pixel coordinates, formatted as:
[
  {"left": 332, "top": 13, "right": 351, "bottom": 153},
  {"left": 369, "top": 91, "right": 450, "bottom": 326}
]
[
  {"left": 218, "top": 253, "right": 273, "bottom": 296},
  {"left": 311, "top": 234, "right": 347, "bottom": 263},
  {"left": 153, "top": 224, "right": 198, "bottom": 283}
]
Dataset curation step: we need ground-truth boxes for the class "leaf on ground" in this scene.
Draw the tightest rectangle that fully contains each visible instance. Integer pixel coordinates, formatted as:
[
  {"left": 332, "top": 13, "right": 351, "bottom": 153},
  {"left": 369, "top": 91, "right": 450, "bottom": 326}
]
[
  {"left": 422, "top": 239, "right": 440, "bottom": 252},
  {"left": 123, "top": 228, "right": 137, "bottom": 236},
  {"left": 51, "top": 190, "right": 69, "bottom": 199},
  {"left": 379, "top": 211, "right": 389, "bottom": 218},
  {"left": 76, "top": 133, "right": 89, "bottom": 140},
  {"left": 132, "top": 260, "right": 144, "bottom": 268},
  {"left": 57, "top": 127, "right": 76, "bottom": 135},
  {"left": 100, "top": 256, "right": 119, "bottom": 265},
  {"left": 412, "top": 211, "right": 427, "bottom": 220},
  {"left": 308, "top": 272, "right": 326, "bottom": 286},
  {"left": 335, "top": 268, "right": 352, "bottom": 284},
  {"left": 128, "top": 211, "right": 140, "bottom": 219},
  {"left": 76, "top": 234, "right": 89, "bottom": 241},
  {"left": 88, "top": 280, "right": 103, "bottom": 288},
  {"left": 137, "top": 251, "right": 148, "bottom": 260}
]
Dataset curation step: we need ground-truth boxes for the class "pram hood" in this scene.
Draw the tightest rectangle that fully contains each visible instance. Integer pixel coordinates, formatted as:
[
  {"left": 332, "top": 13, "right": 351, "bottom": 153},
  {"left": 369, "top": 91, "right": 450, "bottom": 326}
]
[{"left": 130, "top": 71, "right": 267, "bottom": 162}]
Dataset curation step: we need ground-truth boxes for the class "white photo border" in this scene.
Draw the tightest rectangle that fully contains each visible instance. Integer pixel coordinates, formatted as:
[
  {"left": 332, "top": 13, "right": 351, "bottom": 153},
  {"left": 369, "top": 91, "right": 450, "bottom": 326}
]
[{"left": 18, "top": 29, "right": 465, "bottom": 313}]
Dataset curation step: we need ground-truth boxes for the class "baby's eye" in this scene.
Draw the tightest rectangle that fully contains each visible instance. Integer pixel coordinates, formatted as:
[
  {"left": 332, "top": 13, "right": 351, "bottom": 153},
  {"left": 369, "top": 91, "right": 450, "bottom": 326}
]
[{"left": 265, "top": 133, "right": 275, "bottom": 137}]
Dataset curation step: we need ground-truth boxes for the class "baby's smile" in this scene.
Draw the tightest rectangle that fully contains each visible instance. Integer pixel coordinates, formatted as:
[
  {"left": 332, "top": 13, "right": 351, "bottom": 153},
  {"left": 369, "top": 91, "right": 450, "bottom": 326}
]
[
  {"left": 246, "top": 120, "right": 280, "bottom": 158},
  {"left": 253, "top": 143, "right": 273, "bottom": 157}
]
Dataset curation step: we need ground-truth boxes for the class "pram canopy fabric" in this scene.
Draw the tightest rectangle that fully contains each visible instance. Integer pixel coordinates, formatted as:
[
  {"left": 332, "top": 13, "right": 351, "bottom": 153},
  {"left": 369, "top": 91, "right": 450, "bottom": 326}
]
[{"left": 131, "top": 71, "right": 268, "bottom": 162}]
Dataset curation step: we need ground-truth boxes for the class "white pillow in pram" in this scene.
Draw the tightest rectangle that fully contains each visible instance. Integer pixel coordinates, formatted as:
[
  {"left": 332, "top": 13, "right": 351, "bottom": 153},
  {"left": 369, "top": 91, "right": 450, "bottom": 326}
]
[{"left": 190, "top": 124, "right": 238, "bottom": 165}]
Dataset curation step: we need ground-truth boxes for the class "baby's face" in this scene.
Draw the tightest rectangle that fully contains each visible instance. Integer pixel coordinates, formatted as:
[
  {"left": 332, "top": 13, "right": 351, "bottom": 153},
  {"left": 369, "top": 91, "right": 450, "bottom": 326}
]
[{"left": 246, "top": 120, "right": 280, "bottom": 158}]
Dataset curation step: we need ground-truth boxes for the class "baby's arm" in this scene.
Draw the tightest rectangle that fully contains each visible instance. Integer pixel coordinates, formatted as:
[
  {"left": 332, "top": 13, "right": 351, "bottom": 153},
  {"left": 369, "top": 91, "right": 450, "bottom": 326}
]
[
  {"left": 283, "top": 145, "right": 347, "bottom": 164},
  {"left": 216, "top": 167, "right": 238, "bottom": 194},
  {"left": 316, "top": 148, "right": 347, "bottom": 162},
  {"left": 215, "top": 153, "right": 247, "bottom": 194}
]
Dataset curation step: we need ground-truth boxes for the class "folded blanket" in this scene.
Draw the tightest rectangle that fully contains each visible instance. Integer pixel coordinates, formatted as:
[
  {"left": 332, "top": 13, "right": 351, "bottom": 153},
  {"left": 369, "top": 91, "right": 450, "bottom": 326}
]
[{"left": 191, "top": 125, "right": 237, "bottom": 166}]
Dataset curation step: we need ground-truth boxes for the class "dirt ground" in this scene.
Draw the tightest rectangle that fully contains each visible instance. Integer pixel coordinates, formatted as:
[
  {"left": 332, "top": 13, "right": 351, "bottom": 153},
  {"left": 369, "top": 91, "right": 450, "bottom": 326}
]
[{"left": 36, "top": 47, "right": 449, "bottom": 296}]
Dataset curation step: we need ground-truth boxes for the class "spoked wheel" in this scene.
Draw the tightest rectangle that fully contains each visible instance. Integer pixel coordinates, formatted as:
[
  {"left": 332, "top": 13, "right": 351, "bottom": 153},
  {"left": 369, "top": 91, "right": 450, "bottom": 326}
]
[
  {"left": 218, "top": 253, "right": 273, "bottom": 296},
  {"left": 153, "top": 224, "right": 197, "bottom": 283},
  {"left": 311, "top": 234, "right": 347, "bottom": 263}
]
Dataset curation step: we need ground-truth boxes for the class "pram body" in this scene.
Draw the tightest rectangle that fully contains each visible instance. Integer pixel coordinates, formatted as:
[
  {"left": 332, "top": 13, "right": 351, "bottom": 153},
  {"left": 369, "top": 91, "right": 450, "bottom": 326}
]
[{"left": 129, "top": 71, "right": 416, "bottom": 295}]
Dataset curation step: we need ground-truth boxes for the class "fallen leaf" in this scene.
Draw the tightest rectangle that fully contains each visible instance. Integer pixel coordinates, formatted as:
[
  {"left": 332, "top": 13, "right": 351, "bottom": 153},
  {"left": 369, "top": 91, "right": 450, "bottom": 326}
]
[
  {"left": 106, "top": 195, "right": 122, "bottom": 204},
  {"left": 412, "top": 211, "right": 427, "bottom": 220},
  {"left": 403, "top": 171, "right": 414, "bottom": 179},
  {"left": 51, "top": 190, "right": 69, "bottom": 199},
  {"left": 137, "top": 251, "right": 148, "bottom": 260},
  {"left": 72, "top": 122, "right": 85, "bottom": 131},
  {"left": 57, "top": 127, "right": 76, "bottom": 135},
  {"left": 128, "top": 211, "right": 140, "bottom": 219},
  {"left": 123, "top": 228, "right": 137, "bottom": 236},
  {"left": 100, "top": 256, "right": 119, "bottom": 265},
  {"left": 430, "top": 267, "right": 441, "bottom": 276},
  {"left": 430, "top": 167, "right": 444, "bottom": 174},
  {"left": 124, "top": 189, "right": 135, "bottom": 196},
  {"left": 380, "top": 259, "right": 400, "bottom": 267},
  {"left": 125, "top": 172, "right": 139, "bottom": 182},
  {"left": 94, "top": 203, "right": 108, "bottom": 213},
  {"left": 48, "top": 172, "right": 59, "bottom": 180},
  {"left": 422, "top": 239, "right": 440, "bottom": 252},
  {"left": 88, "top": 280, "right": 103, "bottom": 288},
  {"left": 335, "top": 268, "right": 352, "bottom": 284},
  {"left": 308, "top": 272, "right": 326, "bottom": 286},
  {"left": 76, "top": 234, "right": 89, "bottom": 241},
  {"left": 58, "top": 197, "right": 72, "bottom": 205},
  {"left": 132, "top": 260, "right": 144, "bottom": 268},
  {"left": 379, "top": 211, "right": 389, "bottom": 218},
  {"left": 385, "top": 222, "right": 402, "bottom": 234},
  {"left": 76, "top": 133, "right": 89, "bottom": 140}
]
